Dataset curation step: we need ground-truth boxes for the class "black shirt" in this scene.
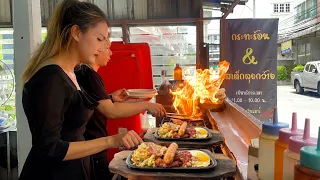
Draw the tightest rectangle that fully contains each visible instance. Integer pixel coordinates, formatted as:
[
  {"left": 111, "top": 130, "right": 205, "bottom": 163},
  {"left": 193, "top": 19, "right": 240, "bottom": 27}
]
[
  {"left": 20, "top": 65, "right": 98, "bottom": 180},
  {"left": 75, "top": 65, "right": 113, "bottom": 180},
  {"left": 75, "top": 65, "right": 111, "bottom": 140}
]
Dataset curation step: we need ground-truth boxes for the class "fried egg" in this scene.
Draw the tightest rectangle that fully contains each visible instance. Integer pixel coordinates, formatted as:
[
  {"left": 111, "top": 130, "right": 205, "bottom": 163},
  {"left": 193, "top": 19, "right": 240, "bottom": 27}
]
[
  {"left": 194, "top": 127, "right": 208, "bottom": 138},
  {"left": 189, "top": 150, "right": 211, "bottom": 167}
]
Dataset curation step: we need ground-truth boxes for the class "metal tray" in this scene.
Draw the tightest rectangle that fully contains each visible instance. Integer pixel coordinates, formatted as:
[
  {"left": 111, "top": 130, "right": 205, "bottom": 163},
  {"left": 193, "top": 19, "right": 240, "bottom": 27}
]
[
  {"left": 126, "top": 149, "right": 217, "bottom": 172},
  {"left": 154, "top": 126, "right": 212, "bottom": 141}
]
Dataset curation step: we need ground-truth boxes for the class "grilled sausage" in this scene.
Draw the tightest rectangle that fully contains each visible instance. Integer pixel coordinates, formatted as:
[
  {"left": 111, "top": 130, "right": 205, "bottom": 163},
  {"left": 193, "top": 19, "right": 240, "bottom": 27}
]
[
  {"left": 178, "top": 122, "right": 187, "bottom": 136},
  {"left": 171, "top": 118, "right": 184, "bottom": 125},
  {"left": 163, "top": 142, "right": 178, "bottom": 164}
]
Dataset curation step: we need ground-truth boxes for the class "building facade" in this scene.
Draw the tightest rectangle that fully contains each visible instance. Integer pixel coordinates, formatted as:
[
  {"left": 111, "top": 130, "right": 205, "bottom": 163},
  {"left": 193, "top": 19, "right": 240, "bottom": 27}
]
[{"left": 278, "top": 0, "right": 320, "bottom": 65}]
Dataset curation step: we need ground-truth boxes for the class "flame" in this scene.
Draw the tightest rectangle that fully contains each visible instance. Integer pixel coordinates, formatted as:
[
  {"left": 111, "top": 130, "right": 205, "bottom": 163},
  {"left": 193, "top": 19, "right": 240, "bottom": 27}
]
[{"left": 171, "top": 60, "right": 230, "bottom": 118}]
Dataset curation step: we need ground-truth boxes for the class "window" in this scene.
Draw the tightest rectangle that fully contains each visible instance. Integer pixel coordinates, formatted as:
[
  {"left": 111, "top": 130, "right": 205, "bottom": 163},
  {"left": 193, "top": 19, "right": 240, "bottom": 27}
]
[
  {"left": 296, "top": 0, "right": 317, "bottom": 22},
  {"left": 274, "top": 3, "right": 290, "bottom": 13},
  {"left": 309, "top": 64, "right": 317, "bottom": 73},
  {"left": 305, "top": 64, "right": 310, "bottom": 71},
  {"left": 0, "top": 28, "right": 16, "bottom": 123},
  {"left": 285, "top": 3, "right": 290, "bottom": 12},
  {"left": 129, "top": 26, "right": 196, "bottom": 88},
  {"left": 306, "top": 0, "right": 317, "bottom": 18},
  {"left": 280, "top": 4, "right": 284, "bottom": 12},
  {"left": 209, "top": 54, "right": 219, "bottom": 59},
  {"left": 274, "top": 4, "right": 279, "bottom": 12}
]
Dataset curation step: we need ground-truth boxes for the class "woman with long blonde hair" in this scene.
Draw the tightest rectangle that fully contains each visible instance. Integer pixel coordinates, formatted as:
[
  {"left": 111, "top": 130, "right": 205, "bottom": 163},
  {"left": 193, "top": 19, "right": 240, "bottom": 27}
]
[
  {"left": 75, "top": 38, "right": 167, "bottom": 179},
  {"left": 20, "top": 1, "right": 142, "bottom": 179}
]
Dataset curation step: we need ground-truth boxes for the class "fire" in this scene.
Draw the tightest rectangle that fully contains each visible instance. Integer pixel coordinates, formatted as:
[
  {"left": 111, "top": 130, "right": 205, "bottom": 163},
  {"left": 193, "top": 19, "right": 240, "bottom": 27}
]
[{"left": 170, "top": 60, "right": 230, "bottom": 118}]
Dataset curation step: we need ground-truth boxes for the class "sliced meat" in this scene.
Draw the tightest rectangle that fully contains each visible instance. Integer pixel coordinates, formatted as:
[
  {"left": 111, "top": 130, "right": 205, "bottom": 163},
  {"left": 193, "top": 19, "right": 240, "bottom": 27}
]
[
  {"left": 173, "top": 133, "right": 180, "bottom": 138},
  {"left": 185, "top": 128, "right": 196, "bottom": 137},
  {"left": 170, "top": 161, "right": 182, "bottom": 168},
  {"left": 182, "top": 133, "right": 190, "bottom": 138}
]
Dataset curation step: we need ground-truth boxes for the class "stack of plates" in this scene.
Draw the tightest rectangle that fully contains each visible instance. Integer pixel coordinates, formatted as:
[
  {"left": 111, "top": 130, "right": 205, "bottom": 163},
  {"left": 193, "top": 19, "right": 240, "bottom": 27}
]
[{"left": 126, "top": 89, "right": 158, "bottom": 98}]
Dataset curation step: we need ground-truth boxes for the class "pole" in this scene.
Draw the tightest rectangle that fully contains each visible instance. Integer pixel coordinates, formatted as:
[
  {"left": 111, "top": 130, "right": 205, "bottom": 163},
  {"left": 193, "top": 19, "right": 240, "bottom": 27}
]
[
  {"left": 253, "top": 0, "right": 256, "bottom": 18},
  {"left": 220, "top": 0, "right": 242, "bottom": 61},
  {"left": 13, "top": 0, "right": 42, "bottom": 175}
]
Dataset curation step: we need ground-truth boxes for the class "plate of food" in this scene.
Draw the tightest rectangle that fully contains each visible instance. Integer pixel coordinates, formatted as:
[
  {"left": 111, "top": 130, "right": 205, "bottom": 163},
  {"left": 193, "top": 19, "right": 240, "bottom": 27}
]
[
  {"left": 126, "top": 89, "right": 158, "bottom": 98},
  {"left": 126, "top": 142, "right": 217, "bottom": 172},
  {"left": 126, "top": 89, "right": 157, "bottom": 94},
  {"left": 154, "top": 121, "right": 212, "bottom": 141}
]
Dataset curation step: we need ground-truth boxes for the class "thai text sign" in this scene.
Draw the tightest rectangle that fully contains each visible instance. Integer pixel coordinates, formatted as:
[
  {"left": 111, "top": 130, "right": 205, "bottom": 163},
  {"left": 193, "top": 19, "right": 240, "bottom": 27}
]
[
  {"left": 224, "top": 19, "right": 278, "bottom": 117},
  {"left": 281, "top": 40, "right": 292, "bottom": 54}
]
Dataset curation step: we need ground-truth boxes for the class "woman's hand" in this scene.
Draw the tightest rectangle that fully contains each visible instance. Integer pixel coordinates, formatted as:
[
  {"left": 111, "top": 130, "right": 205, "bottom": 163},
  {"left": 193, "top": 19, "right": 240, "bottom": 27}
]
[
  {"left": 111, "top": 88, "right": 129, "bottom": 102},
  {"left": 109, "top": 130, "right": 143, "bottom": 149},
  {"left": 146, "top": 103, "right": 167, "bottom": 117}
]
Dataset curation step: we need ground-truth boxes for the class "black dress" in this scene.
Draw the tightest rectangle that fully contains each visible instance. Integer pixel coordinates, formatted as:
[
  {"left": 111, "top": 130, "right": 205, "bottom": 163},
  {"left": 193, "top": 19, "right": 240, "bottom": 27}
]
[
  {"left": 75, "top": 65, "right": 112, "bottom": 180},
  {"left": 19, "top": 65, "right": 98, "bottom": 180}
]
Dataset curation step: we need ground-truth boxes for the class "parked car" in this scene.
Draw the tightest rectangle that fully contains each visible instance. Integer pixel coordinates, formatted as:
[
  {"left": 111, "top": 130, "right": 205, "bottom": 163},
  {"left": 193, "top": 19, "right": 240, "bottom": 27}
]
[{"left": 291, "top": 61, "right": 320, "bottom": 95}]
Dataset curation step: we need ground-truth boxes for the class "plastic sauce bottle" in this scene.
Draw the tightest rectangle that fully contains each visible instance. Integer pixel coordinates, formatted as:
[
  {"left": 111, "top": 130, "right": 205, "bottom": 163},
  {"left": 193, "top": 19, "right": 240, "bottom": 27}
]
[
  {"left": 173, "top": 63, "right": 182, "bottom": 81},
  {"left": 283, "top": 118, "right": 318, "bottom": 180},
  {"left": 258, "top": 107, "right": 289, "bottom": 180},
  {"left": 274, "top": 112, "right": 304, "bottom": 180},
  {"left": 294, "top": 126, "right": 320, "bottom": 180}
]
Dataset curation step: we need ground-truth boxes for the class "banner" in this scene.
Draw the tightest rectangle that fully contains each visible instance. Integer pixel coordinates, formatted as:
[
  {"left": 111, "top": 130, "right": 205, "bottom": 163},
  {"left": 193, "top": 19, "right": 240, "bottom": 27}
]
[
  {"left": 281, "top": 40, "right": 292, "bottom": 54},
  {"left": 224, "top": 19, "right": 278, "bottom": 118}
]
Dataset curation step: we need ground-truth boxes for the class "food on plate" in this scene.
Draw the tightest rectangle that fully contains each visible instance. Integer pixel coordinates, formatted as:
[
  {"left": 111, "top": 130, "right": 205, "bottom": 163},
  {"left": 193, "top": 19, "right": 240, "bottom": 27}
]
[
  {"left": 163, "top": 142, "right": 178, "bottom": 164},
  {"left": 171, "top": 118, "right": 184, "bottom": 125},
  {"left": 157, "top": 122, "right": 209, "bottom": 139},
  {"left": 178, "top": 122, "right": 187, "bottom": 136},
  {"left": 194, "top": 127, "right": 209, "bottom": 138},
  {"left": 157, "top": 122, "right": 180, "bottom": 138},
  {"left": 189, "top": 150, "right": 211, "bottom": 167},
  {"left": 131, "top": 142, "right": 211, "bottom": 168},
  {"left": 131, "top": 142, "right": 167, "bottom": 167}
]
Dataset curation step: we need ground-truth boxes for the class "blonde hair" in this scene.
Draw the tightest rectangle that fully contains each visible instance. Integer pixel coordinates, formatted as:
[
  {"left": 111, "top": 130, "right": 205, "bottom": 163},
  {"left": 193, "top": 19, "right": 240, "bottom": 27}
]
[{"left": 22, "top": 0, "right": 107, "bottom": 84}]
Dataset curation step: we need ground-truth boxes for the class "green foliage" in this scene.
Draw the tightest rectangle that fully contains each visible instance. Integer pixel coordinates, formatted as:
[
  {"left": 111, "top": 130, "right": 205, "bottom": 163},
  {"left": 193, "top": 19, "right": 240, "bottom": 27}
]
[
  {"left": 285, "top": 64, "right": 296, "bottom": 79},
  {"left": 277, "top": 66, "right": 288, "bottom": 81},
  {"left": 293, "top": 64, "right": 305, "bottom": 71}
]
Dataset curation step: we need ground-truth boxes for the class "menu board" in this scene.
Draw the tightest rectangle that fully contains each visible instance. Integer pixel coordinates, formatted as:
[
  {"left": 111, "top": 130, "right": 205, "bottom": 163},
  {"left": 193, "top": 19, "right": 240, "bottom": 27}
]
[{"left": 224, "top": 19, "right": 279, "bottom": 118}]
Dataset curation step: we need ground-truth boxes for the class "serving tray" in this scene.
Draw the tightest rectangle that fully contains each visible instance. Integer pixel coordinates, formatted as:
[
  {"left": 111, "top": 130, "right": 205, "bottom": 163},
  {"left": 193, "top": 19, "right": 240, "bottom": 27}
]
[
  {"left": 154, "top": 126, "right": 212, "bottom": 141},
  {"left": 126, "top": 149, "right": 217, "bottom": 172}
]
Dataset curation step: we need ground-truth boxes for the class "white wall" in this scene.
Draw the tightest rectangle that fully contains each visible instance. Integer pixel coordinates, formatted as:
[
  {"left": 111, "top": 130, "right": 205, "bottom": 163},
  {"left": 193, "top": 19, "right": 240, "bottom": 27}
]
[
  {"left": 13, "top": 0, "right": 42, "bottom": 174},
  {"left": 207, "top": 0, "right": 298, "bottom": 35},
  {"left": 226, "top": 0, "right": 294, "bottom": 19}
]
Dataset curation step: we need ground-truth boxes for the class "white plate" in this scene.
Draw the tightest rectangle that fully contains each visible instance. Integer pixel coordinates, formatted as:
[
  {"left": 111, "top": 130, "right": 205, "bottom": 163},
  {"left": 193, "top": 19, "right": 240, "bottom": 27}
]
[
  {"left": 126, "top": 89, "right": 157, "bottom": 94},
  {"left": 127, "top": 93, "right": 158, "bottom": 98}
]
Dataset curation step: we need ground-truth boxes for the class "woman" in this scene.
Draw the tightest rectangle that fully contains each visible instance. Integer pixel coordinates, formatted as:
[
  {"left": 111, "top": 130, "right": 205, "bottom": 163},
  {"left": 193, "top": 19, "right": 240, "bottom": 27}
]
[
  {"left": 20, "top": 1, "right": 142, "bottom": 180},
  {"left": 75, "top": 38, "right": 166, "bottom": 180}
]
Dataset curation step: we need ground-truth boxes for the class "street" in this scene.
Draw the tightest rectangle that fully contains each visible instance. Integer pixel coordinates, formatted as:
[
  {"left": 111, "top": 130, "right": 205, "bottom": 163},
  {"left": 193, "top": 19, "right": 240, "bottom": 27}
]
[{"left": 277, "top": 85, "right": 320, "bottom": 137}]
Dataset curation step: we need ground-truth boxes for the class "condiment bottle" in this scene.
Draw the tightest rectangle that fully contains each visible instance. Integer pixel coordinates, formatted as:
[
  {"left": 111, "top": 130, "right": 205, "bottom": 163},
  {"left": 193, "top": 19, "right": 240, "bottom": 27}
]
[
  {"left": 173, "top": 63, "right": 182, "bottom": 81},
  {"left": 158, "top": 69, "right": 171, "bottom": 94},
  {"left": 259, "top": 107, "right": 289, "bottom": 180},
  {"left": 283, "top": 118, "right": 317, "bottom": 180},
  {"left": 274, "top": 112, "right": 303, "bottom": 180},
  {"left": 294, "top": 127, "right": 320, "bottom": 180}
]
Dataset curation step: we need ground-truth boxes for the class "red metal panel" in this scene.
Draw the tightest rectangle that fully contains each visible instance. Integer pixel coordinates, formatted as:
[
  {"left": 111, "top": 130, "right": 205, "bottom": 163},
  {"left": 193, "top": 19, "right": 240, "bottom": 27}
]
[{"left": 97, "top": 41, "right": 153, "bottom": 163}]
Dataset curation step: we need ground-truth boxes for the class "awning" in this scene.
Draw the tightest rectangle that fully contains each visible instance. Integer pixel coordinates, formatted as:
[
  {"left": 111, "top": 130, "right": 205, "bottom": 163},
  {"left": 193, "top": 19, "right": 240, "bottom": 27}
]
[{"left": 278, "top": 23, "right": 320, "bottom": 43}]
